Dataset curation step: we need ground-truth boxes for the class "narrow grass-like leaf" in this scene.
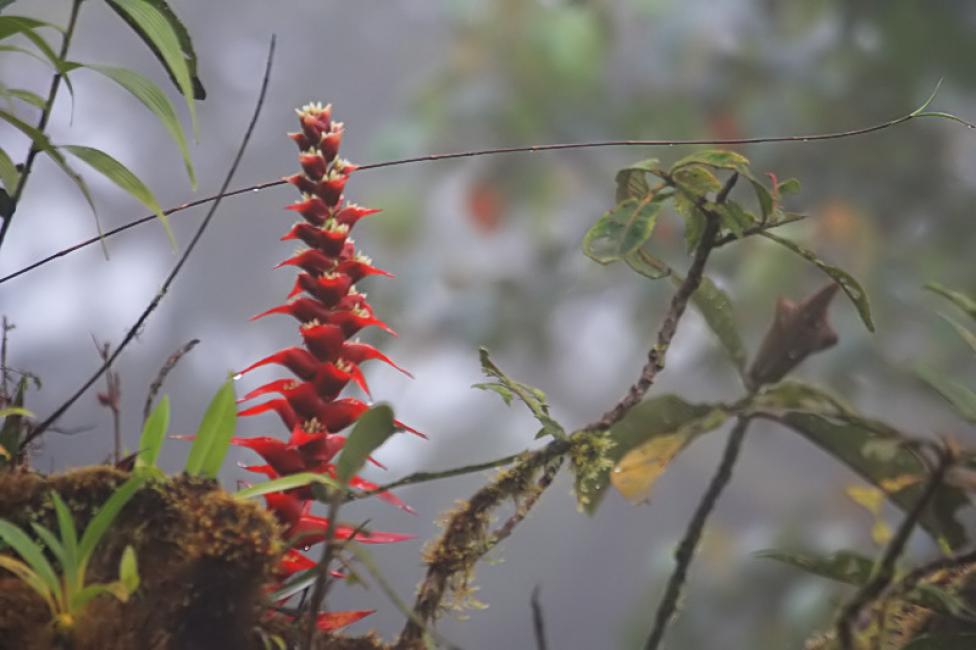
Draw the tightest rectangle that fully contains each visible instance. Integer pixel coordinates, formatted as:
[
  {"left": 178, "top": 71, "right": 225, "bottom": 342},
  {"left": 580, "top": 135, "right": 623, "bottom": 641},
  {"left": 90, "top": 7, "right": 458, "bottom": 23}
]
[
  {"left": 754, "top": 548, "right": 873, "bottom": 585},
  {"left": 939, "top": 313, "right": 976, "bottom": 353},
  {"left": 0, "top": 84, "right": 44, "bottom": 111},
  {"left": 198, "top": 379, "right": 237, "bottom": 478},
  {"left": 916, "top": 365, "right": 976, "bottom": 423},
  {"left": 70, "top": 581, "right": 130, "bottom": 610},
  {"left": 234, "top": 472, "right": 343, "bottom": 501},
  {"left": 0, "top": 555, "right": 56, "bottom": 612},
  {"left": 136, "top": 395, "right": 170, "bottom": 469},
  {"left": 336, "top": 404, "right": 396, "bottom": 485},
  {"left": 118, "top": 544, "right": 139, "bottom": 593},
  {"left": 0, "top": 405, "right": 29, "bottom": 418},
  {"left": 105, "top": 0, "right": 202, "bottom": 136},
  {"left": 29, "top": 522, "right": 64, "bottom": 564},
  {"left": 761, "top": 230, "right": 875, "bottom": 332},
  {"left": 61, "top": 144, "right": 175, "bottom": 249},
  {"left": 926, "top": 282, "right": 976, "bottom": 321},
  {"left": 82, "top": 64, "right": 195, "bottom": 188},
  {"left": 0, "top": 17, "right": 74, "bottom": 94},
  {"left": 50, "top": 492, "right": 78, "bottom": 588},
  {"left": 76, "top": 476, "right": 144, "bottom": 574},
  {"left": 0, "top": 519, "right": 60, "bottom": 597},
  {"left": 475, "top": 347, "right": 565, "bottom": 439},
  {"left": 0, "top": 109, "right": 102, "bottom": 245}
]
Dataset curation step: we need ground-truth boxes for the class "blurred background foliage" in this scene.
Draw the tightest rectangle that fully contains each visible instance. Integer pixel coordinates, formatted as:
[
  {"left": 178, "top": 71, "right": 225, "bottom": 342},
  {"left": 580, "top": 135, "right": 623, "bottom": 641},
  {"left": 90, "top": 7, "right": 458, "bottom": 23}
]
[{"left": 1, "top": 1, "right": 974, "bottom": 648}]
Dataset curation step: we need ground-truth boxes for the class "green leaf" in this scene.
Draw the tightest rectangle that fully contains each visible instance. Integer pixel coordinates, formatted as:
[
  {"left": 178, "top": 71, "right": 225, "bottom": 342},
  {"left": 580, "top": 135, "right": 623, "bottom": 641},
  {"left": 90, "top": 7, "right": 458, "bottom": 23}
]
[
  {"left": 939, "top": 313, "right": 976, "bottom": 354},
  {"left": 77, "top": 476, "right": 145, "bottom": 575},
  {"left": 673, "top": 272, "right": 747, "bottom": 376},
  {"left": 0, "top": 377, "right": 29, "bottom": 461},
  {"left": 475, "top": 347, "right": 565, "bottom": 439},
  {"left": 777, "top": 178, "right": 801, "bottom": 196},
  {"left": 0, "top": 17, "right": 74, "bottom": 94},
  {"left": 614, "top": 158, "right": 660, "bottom": 202},
  {"left": 916, "top": 365, "right": 976, "bottom": 424},
  {"left": 715, "top": 200, "right": 754, "bottom": 239},
  {"left": 0, "top": 405, "right": 30, "bottom": 418},
  {"left": 583, "top": 192, "right": 668, "bottom": 264},
  {"left": 50, "top": 492, "right": 79, "bottom": 587},
  {"left": 118, "top": 544, "right": 139, "bottom": 594},
  {"left": 336, "top": 404, "right": 396, "bottom": 485},
  {"left": 0, "top": 555, "right": 56, "bottom": 612},
  {"left": 80, "top": 64, "right": 196, "bottom": 188},
  {"left": 136, "top": 395, "right": 170, "bottom": 469},
  {"left": 748, "top": 177, "right": 775, "bottom": 222},
  {"left": 754, "top": 548, "right": 874, "bottom": 585},
  {"left": 29, "top": 522, "right": 64, "bottom": 565},
  {"left": 70, "top": 580, "right": 131, "bottom": 610},
  {"left": 184, "top": 377, "right": 237, "bottom": 478},
  {"left": 0, "top": 85, "right": 44, "bottom": 110},
  {"left": 904, "top": 635, "right": 976, "bottom": 650},
  {"left": 751, "top": 381, "right": 854, "bottom": 417},
  {"left": 672, "top": 164, "right": 721, "bottom": 195},
  {"left": 0, "top": 518, "right": 60, "bottom": 598},
  {"left": 0, "top": 109, "right": 101, "bottom": 245},
  {"left": 105, "top": 0, "right": 204, "bottom": 137},
  {"left": 582, "top": 395, "right": 727, "bottom": 514},
  {"left": 234, "top": 472, "right": 343, "bottom": 501},
  {"left": 624, "top": 249, "right": 671, "bottom": 280},
  {"left": 926, "top": 282, "right": 976, "bottom": 321},
  {"left": 61, "top": 144, "right": 175, "bottom": 249},
  {"left": 760, "top": 230, "right": 875, "bottom": 332},
  {"left": 774, "top": 412, "right": 969, "bottom": 549},
  {"left": 671, "top": 149, "right": 749, "bottom": 173}
]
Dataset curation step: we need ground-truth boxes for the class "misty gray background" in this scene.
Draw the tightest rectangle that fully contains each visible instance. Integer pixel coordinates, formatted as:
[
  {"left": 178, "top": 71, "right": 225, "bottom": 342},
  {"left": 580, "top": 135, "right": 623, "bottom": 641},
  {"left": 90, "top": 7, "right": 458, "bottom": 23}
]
[{"left": 2, "top": 2, "right": 975, "bottom": 648}]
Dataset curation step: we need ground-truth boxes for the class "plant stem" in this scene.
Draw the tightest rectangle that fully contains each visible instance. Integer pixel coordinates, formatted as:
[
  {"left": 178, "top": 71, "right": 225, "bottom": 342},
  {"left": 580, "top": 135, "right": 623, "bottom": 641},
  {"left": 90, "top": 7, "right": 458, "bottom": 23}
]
[
  {"left": 302, "top": 488, "right": 343, "bottom": 650},
  {"left": 643, "top": 415, "right": 752, "bottom": 650},
  {"left": 0, "top": 0, "right": 83, "bottom": 257}
]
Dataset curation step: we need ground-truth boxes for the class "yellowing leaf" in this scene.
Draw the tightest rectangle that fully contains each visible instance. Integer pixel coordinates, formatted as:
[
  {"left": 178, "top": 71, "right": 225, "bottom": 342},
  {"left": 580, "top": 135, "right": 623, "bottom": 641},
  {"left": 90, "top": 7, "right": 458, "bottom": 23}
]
[
  {"left": 872, "top": 520, "right": 893, "bottom": 545},
  {"left": 846, "top": 484, "right": 893, "bottom": 546},
  {"left": 880, "top": 474, "right": 923, "bottom": 494},
  {"left": 610, "top": 433, "right": 687, "bottom": 504}
]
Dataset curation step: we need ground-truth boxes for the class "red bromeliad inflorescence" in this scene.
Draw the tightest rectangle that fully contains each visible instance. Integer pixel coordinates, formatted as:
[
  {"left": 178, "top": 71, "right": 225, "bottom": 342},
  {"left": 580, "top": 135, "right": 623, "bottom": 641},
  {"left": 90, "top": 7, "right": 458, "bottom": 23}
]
[{"left": 236, "top": 103, "right": 420, "bottom": 633}]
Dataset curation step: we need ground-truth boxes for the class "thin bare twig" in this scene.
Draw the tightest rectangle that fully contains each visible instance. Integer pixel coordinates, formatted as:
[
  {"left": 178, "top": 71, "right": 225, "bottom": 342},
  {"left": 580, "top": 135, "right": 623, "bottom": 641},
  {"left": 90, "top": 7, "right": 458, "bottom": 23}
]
[
  {"left": 4, "top": 97, "right": 972, "bottom": 286},
  {"left": 0, "top": 0, "right": 83, "bottom": 256},
  {"left": 835, "top": 443, "right": 956, "bottom": 650},
  {"left": 531, "top": 585, "right": 549, "bottom": 650},
  {"left": 21, "top": 36, "right": 277, "bottom": 446},
  {"left": 643, "top": 415, "right": 752, "bottom": 650},
  {"left": 92, "top": 337, "right": 122, "bottom": 463},
  {"left": 143, "top": 338, "right": 199, "bottom": 421}
]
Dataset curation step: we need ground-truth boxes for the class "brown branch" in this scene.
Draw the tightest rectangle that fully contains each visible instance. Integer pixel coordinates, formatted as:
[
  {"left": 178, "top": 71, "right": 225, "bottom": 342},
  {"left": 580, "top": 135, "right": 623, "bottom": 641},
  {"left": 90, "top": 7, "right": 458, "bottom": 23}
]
[
  {"left": 643, "top": 415, "right": 752, "bottom": 650},
  {"left": 4, "top": 98, "right": 971, "bottom": 286},
  {"left": 835, "top": 443, "right": 956, "bottom": 650},
  {"left": 143, "top": 338, "right": 199, "bottom": 421},
  {"left": 531, "top": 585, "right": 549, "bottom": 650},
  {"left": 0, "top": 0, "right": 83, "bottom": 256},
  {"left": 21, "top": 36, "right": 277, "bottom": 446},
  {"left": 92, "top": 337, "right": 122, "bottom": 464}
]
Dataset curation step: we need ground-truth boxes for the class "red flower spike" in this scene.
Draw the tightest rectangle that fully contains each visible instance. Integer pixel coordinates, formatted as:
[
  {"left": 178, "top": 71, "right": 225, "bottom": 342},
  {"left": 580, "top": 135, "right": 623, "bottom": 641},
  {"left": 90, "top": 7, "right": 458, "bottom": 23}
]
[
  {"left": 288, "top": 131, "right": 311, "bottom": 151},
  {"left": 275, "top": 248, "right": 336, "bottom": 275},
  {"left": 281, "top": 222, "right": 349, "bottom": 257},
  {"left": 313, "top": 173, "right": 348, "bottom": 207},
  {"left": 315, "top": 610, "right": 374, "bottom": 632},
  {"left": 298, "top": 104, "right": 332, "bottom": 142},
  {"left": 335, "top": 258, "right": 394, "bottom": 282},
  {"left": 286, "top": 195, "right": 330, "bottom": 226},
  {"left": 301, "top": 322, "right": 346, "bottom": 360},
  {"left": 230, "top": 437, "right": 307, "bottom": 474},
  {"left": 298, "top": 151, "right": 327, "bottom": 180},
  {"left": 238, "top": 398, "right": 300, "bottom": 430},
  {"left": 319, "top": 129, "right": 343, "bottom": 163},
  {"left": 237, "top": 347, "right": 320, "bottom": 381},
  {"left": 324, "top": 308, "right": 397, "bottom": 338},
  {"left": 290, "top": 513, "right": 414, "bottom": 546},
  {"left": 310, "top": 361, "right": 362, "bottom": 401},
  {"left": 285, "top": 172, "right": 317, "bottom": 196},
  {"left": 348, "top": 475, "right": 416, "bottom": 514},
  {"left": 334, "top": 203, "right": 380, "bottom": 227},
  {"left": 252, "top": 297, "right": 335, "bottom": 324},
  {"left": 341, "top": 341, "right": 414, "bottom": 377},
  {"left": 264, "top": 491, "right": 307, "bottom": 529},
  {"left": 289, "top": 272, "right": 354, "bottom": 307}
]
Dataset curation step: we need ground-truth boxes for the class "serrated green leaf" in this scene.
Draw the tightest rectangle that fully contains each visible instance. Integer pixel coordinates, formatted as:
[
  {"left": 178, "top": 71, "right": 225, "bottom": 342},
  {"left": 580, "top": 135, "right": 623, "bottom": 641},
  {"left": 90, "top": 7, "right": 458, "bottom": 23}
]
[
  {"left": 624, "top": 248, "right": 671, "bottom": 280},
  {"left": 583, "top": 192, "right": 668, "bottom": 264},
  {"left": 136, "top": 395, "right": 170, "bottom": 469},
  {"left": 61, "top": 144, "right": 175, "bottom": 249},
  {"left": 916, "top": 365, "right": 976, "bottom": 424},
  {"left": 754, "top": 548, "right": 874, "bottom": 585},
  {"left": 671, "top": 149, "right": 749, "bottom": 172},
  {"left": 234, "top": 472, "right": 343, "bottom": 501},
  {"left": 583, "top": 395, "right": 727, "bottom": 514},
  {"left": 761, "top": 230, "right": 874, "bottom": 332},
  {"left": 336, "top": 404, "right": 396, "bottom": 485},
  {"left": 184, "top": 377, "right": 236, "bottom": 477},
  {"left": 939, "top": 313, "right": 976, "bottom": 354},
  {"left": 774, "top": 412, "right": 969, "bottom": 548},
  {"left": 614, "top": 158, "right": 661, "bottom": 202},
  {"left": 476, "top": 347, "right": 565, "bottom": 439},
  {"left": 105, "top": 0, "right": 203, "bottom": 137},
  {"left": 81, "top": 63, "right": 195, "bottom": 188},
  {"left": 926, "top": 282, "right": 976, "bottom": 321},
  {"left": 472, "top": 382, "right": 514, "bottom": 405}
]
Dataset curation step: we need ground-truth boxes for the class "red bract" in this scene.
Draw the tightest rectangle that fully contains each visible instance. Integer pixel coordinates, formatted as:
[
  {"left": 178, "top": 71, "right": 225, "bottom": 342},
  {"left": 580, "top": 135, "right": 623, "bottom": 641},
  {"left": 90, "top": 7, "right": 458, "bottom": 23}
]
[{"left": 232, "top": 102, "right": 421, "bottom": 634}]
